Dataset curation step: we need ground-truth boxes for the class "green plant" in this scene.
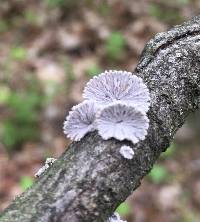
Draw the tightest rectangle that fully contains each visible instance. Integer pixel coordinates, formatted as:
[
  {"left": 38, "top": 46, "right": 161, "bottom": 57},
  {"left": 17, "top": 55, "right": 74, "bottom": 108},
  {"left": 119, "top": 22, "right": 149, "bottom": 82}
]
[
  {"left": 148, "top": 164, "right": 170, "bottom": 184},
  {"left": 46, "top": 0, "right": 78, "bottom": 8},
  {"left": 63, "top": 60, "right": 76, "bottom": 82},
  {"left": 97, "top": 4, "right": 111, "bottom": 16},
  {"left": 1, "top": 78, "right": 45, "bottom": 150},
  {"left": 20, "top": 176, "right": 34, "bottom": 191},
  {"left": 86, "top": 64, "right": 102, "bottom": 77},
  {"left": 46, "top": 0, "right": 65, "bottom": 7},
  {"left": 176, "top": 0, "right": 190, "bottom": 5},
  {"left": 0, "top": 85, "right": 11, "bottom": 105},
  {"left": 105, "top": 32, "right": 126, "bottom": 62},
  {"left": 116, "top": 202, "right": 131, "bottom": 217},
  {"left": 148, "top": 4, "right": 183, "bottom": 24},
  {"left": 10, "top": 47, "right": 27, "bottom": 60},
  {"left": 0, "top": 20, "right": 9, "bottom": 33},
  {"left": 161, "top": 142, "right": 176, "bottom": 159},
  {"left": 24, "top": 10, "right": 39, "bottom": 25}
]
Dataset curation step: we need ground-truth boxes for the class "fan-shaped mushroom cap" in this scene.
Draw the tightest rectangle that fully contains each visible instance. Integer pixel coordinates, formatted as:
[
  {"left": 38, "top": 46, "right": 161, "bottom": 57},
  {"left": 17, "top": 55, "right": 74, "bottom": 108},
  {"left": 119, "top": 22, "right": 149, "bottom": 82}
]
[
  {"left": 63, "top": 101, "right": 97, "bottom": 141},
  {"left": 83, "top": 70, "right": 150, "bottom": 112},
  {"left": 96, "top": 102, "right": 149, "bottom": 143}
]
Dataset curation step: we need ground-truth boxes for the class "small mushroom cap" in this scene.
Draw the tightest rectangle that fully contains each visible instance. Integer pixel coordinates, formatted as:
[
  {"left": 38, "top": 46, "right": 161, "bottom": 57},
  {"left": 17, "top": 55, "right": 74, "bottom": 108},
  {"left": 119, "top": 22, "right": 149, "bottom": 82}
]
[
  {"left": 96, "top": 102, "right": 149, "bottom": 144},
  {"left": 63, "top": 101, "right": 97, "bottom": 141},
  {"left": 83, "top": 70, "right": 150, "bottom": 112},
  {"left": 119, "top": 146, "right": 135, "bottom": 159}
]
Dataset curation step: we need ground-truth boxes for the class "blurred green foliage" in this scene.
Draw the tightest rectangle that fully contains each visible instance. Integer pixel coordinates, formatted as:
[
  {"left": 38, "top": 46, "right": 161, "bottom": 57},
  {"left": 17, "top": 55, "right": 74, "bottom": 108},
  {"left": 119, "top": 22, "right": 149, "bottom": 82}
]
[
  {"left": 86, "top": 64, "right": 102, "bottom": 77},
  {"left": 160, "top": 0, "right": 190, "bottom": 4},
  {"left": 24, "top": 10, "right": 39, "bottom": 25},
  {"left": 180, "top": 209, "right": 199, "bottom": 222},
  {"left": 0, "top": 85, "right": 11, "bottom": 105},
  {"left": 149, "top": 4, "right": 183, "bottom": 24},
  {"left": 2, "top": 91, "right": 43, "bottom": 149},
  {"left": 0, "top": 78, "right": 45, "bottom": 151},
  {"left": 46, "top": 0, "right": 66, "bottom": 7},
  {"left": 97, "top": 4, "right": 111, "bottom": 16},
  {"left": 0, "top": 20, "right": 9, "bottom": 33},
  {"left": 161, "top": 142, "right": 177, "bottom": 159},
  {"left": 46, "top": 0, "right": 77, "bottom": 8},
  {"left": 105, "top": 32, "right": 126, "bottom": 62},
  {"left": 148, "top": 164, "right": 170, "bottom": 184},
  {"left": 10, "top": 47, "right": 27, "bottom": 61},
  {"left": 176, "top": 0, "right": 190, "bottom": 5},
  {"left": 19, "top": 176, "right": 34, "bottom": 191},
  {"left": 116, "top": 202, "right": 131, "bottom": 217},
  {"left": 64, "top": 60, "right": 76, "bottom": 82}
]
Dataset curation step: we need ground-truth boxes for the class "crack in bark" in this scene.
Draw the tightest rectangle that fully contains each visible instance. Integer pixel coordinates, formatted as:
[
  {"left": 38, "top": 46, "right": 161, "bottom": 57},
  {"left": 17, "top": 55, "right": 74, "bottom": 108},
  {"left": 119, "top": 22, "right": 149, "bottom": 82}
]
[{"left": 155, "top": 30, "right": 200, "bottom": 53}]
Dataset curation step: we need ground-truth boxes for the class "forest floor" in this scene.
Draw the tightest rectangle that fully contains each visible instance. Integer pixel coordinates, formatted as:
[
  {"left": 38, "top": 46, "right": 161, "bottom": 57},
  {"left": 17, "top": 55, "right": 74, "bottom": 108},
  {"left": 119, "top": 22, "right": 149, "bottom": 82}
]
[{"left": 0, "top": 1, "right": 200, "bottom": 221}]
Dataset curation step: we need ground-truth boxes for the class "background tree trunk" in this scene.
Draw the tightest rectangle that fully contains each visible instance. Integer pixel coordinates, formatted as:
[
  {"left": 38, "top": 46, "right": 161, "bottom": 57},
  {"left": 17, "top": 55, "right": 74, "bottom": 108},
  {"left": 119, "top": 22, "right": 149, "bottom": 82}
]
[{"left": 0, "top": 16, "right": 200, "bottom": 222}]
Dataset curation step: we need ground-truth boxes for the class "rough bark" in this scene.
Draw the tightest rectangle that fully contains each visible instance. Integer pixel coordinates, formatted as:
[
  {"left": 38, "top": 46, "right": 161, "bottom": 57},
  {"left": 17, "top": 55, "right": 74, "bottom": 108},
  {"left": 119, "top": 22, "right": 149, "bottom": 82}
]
[{"left": 0, "top": 16, "right": 200, "bottom": 222}]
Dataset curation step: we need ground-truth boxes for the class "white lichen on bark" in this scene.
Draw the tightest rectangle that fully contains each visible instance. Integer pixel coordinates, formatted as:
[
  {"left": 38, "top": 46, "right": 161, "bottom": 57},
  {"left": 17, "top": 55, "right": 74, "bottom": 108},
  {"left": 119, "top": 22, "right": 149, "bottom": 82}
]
[{"left": 35, "top": 158, "right": 57, "bottom": 178}]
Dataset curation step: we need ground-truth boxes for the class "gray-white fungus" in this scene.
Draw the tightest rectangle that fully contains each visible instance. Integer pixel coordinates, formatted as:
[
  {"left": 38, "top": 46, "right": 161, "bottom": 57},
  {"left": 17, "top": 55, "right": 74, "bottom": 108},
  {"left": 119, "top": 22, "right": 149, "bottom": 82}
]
[
  {"left": 63, "top": 70, "right": 150, "bottom": 143},
  {"left": 96, "top": 102, "right": 149, "bottom": 144},
  {"left": 119, "top": 146, "right": 135, "bottom": 159},
  {"left": 83, "top": 70, "right": 150, "bottom": 112},
  {"left": 63, "top": 101, "right": 97, "bottom": 141}
]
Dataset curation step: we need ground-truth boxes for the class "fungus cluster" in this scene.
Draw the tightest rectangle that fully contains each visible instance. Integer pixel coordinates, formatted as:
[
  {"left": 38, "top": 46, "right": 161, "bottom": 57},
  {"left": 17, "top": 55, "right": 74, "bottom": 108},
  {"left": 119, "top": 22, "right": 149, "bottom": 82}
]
[{"left": 63, "top": 70, "right": 150, "bottom": 146}]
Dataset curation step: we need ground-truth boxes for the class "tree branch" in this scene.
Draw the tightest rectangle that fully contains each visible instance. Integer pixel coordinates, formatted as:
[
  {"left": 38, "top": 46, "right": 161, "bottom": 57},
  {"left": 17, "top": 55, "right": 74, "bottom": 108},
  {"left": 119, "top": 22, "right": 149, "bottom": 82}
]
[{"left": 1, "top": 16, "right": 200, "bottom": 222}]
